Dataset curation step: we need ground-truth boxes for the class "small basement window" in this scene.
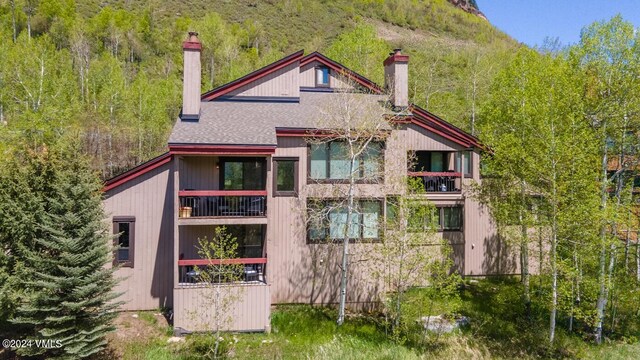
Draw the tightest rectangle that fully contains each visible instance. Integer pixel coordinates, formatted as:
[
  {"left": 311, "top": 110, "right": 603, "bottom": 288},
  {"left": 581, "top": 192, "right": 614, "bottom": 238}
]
[
  {"left": 316, "top": 66, "right": 330, "bottom": 87},
  {"left": 113, "top": 216, "right": 135, "bottom": 267}
]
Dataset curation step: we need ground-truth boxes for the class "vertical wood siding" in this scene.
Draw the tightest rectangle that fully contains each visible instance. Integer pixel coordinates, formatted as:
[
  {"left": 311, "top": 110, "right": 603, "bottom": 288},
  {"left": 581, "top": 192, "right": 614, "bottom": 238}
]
[
  {"left": 228, "top": 62, "right": 300, "bottom": 98},
  {"left": 104, "top": 161, "right": 174, "bottom": 311},
  {"left": 404, "top": 123, "right": 464, "bottom": 151},
  {"left": 173, "top": 284, "right": 271, "bottom": 332},
  {"left": 179, "top": 156, "right": 219, "bottom": 190}
]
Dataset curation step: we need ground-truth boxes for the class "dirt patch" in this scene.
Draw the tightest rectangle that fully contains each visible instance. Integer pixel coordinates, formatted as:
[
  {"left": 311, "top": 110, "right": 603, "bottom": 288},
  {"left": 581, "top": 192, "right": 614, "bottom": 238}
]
[
  {"left": 369, "top": 19, "right": 476, "bottom": 50},
  {"left": 101, "top": 311, "right": 171, "bottom": 359}
]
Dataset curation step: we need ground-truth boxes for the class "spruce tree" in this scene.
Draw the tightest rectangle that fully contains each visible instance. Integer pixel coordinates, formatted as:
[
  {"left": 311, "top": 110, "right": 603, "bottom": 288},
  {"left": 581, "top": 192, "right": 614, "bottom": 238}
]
[{"left": 10, "top": 147, "right": 121, "bottom": 359}]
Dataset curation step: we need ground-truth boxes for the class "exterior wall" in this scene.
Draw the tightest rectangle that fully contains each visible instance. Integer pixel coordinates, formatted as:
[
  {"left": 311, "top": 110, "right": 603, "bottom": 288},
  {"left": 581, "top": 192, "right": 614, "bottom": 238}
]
[
  {"left": 103, "top": 161, "right": 174, "bottom": 311},
  {"left": 179, "top": 156, "right": 219, "bottom": 190},
  {"left": 267, "top": 137, "right": 381, "bottom": 306},
  {"left": 227, "top": 61, "right": 300, "bottom": 98},
  {"left": 461, "top": 151, "right": 520, "bottom": 276},
  {"left": 173, "top": 284, "right": 271, "bottom": 332}
]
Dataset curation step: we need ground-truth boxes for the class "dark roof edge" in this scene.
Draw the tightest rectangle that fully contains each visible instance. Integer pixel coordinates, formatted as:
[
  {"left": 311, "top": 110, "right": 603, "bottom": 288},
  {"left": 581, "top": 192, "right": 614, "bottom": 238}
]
[{"left": 103, "top": 152, "right": 172, "bottom": 192}]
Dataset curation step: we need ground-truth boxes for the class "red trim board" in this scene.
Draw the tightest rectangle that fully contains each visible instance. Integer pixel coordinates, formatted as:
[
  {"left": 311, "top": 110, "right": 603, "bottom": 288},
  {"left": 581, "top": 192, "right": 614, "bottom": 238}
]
[{"left": 103, "top": 152, "right": 172, "bottom": 192}]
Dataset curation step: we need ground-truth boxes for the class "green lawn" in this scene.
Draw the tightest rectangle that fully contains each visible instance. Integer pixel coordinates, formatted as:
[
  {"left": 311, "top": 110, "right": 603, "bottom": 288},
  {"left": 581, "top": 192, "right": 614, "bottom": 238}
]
[{"left": 107, "top": 279, "right": 640, "bottom": 359}]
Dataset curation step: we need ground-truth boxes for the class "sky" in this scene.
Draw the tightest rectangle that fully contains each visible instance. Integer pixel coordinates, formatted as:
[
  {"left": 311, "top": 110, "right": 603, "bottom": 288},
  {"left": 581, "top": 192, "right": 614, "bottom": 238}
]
[{"left": 475, "top": 1, "right": 640, "bottom": 47}]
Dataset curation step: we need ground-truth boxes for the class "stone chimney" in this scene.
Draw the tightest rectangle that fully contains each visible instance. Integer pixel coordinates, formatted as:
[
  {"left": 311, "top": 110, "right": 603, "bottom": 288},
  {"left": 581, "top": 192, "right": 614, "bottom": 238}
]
[
  {"left": 182, "top": 32, "right": 202, "bottom": 121},
  {"left": 383, "top": 49, "right": 409, "bottom": 110}
]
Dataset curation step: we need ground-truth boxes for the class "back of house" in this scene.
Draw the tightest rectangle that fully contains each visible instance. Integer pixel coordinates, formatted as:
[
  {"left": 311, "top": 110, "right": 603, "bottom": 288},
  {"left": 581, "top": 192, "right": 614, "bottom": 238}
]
[{"left": 102, "top": 32, "right": 522, "bottom": 333}]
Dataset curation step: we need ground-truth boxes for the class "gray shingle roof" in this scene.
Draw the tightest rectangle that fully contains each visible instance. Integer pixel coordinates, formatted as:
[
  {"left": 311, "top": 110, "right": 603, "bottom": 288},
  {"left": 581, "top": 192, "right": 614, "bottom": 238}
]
[{"left": 168, "top": 92, "right": 390, "bottom": 146}]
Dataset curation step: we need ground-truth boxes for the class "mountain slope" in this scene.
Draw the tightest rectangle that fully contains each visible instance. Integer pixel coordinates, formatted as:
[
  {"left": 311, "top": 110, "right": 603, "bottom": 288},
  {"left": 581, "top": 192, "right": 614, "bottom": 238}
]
[{"left": 0, "top": 0, "right": 518, "bottom": 175}]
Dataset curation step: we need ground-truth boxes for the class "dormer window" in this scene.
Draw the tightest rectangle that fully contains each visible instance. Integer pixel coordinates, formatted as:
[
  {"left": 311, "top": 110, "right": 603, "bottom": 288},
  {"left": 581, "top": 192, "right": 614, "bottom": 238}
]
[{"left": 316, "top": 66, "right": 330, "bottom": 87}]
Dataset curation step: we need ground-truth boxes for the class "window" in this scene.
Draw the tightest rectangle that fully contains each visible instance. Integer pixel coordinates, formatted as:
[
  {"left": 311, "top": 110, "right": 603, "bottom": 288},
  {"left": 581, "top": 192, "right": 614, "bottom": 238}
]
[
  {"left": 412, "top": 151, "right": 448, "bottom": 172},
  {"left": 443, "top": 207, "right": 463, "bottom": 230},
  {"left": 308, "top": 141, "right": 384, "bottom": 182},
  {"left": 273, "top": 157, "right": 299, "bottom": 196},
  {"left": 462, "top": 151, "right": 472, "bottom": 178},
  {"left": 113, "top": 216, "right": 135, "bottom": 267},
  {"left": 316, "top": 66, "right": 330, "bottom": 87},
  {"left": 407, "top": 206, "right": 462, "bottom": 232},
  {"left": 308, "top": 199, "right": 382, "bottom": 242},
  {"left": 224, "top": 225, "right": 265, "bottom": 258},
  {"left": 220, "top": 157, "right": 266, "bottom": 190}
]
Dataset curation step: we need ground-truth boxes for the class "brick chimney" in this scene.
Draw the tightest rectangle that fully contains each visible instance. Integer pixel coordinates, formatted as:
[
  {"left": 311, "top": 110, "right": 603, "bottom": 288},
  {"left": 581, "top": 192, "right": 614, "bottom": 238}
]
[
  {"left": 383, "top": 49, "right": 409, "bottom": 110},
  {"left": 181, "top": 32, "right": 202, "bottom": 121}
]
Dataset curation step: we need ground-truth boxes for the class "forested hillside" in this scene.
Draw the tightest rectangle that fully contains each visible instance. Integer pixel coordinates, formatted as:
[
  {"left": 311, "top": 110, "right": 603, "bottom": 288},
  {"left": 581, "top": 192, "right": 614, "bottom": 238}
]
[{"left": 0, "top": 0, "right": 516, "bottom": 177}]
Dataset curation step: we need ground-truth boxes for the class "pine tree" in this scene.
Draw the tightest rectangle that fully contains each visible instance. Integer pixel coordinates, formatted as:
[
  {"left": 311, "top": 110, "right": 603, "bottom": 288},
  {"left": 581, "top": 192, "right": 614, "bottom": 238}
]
[{"left": 10, "top": 146, "right": 121, "bottom": 359}]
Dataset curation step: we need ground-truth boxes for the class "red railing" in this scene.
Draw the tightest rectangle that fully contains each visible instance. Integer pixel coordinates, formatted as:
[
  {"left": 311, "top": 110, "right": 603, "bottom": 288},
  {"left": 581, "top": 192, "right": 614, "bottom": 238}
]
[
  {"left": 178, "top": 258, "right": 267, "bottom": 284},
  {"left": 179, "top": 190, "right": 267, "bottom": 217},
  {"left": 408, "top": 171, "right": 462, "bottom": 193}
]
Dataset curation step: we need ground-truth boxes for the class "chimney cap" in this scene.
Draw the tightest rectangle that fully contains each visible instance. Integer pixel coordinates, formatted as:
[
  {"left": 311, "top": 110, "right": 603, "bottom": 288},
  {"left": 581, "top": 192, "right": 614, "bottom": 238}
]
[
  {"left": 183, "top": 31, "right": 202, "bottom": 51},
  {"left": 383, "top": 49, "right": 409, "bottom": 66}
]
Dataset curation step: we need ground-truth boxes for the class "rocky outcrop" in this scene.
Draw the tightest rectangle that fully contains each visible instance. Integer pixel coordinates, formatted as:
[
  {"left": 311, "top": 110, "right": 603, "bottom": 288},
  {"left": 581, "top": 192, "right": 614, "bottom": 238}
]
[{"left": 447, "top": 0, "right": 487, "bottom": 20}]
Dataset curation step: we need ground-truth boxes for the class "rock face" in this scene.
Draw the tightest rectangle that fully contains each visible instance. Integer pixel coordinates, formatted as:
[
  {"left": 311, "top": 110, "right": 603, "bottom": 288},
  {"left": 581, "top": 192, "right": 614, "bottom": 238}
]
[
  {"left": 419, "top": 315, "right": 470, "bottom": 334},
  {"left": 447, "top": 0, "right": 487, "bottom": 20}
]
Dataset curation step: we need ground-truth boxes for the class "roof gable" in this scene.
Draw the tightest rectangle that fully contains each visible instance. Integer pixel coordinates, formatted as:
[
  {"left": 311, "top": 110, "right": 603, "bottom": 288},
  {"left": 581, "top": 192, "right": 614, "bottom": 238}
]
[
  {"left": 300, "top": 52, "right": 383, "bottom": 94},
  {"left": 201, "top": 50, "right": 304, "bottom": 101}
]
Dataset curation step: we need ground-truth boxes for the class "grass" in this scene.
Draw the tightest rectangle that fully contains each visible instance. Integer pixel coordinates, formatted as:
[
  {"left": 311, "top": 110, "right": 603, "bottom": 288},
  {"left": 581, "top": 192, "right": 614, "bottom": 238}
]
[{"left": 109, "top": 279, "right": 640, "bottom": 359}]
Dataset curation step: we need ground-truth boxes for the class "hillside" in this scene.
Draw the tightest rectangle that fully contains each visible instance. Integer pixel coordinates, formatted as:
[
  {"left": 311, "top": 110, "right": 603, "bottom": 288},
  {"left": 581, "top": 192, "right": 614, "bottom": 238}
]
[{"left": 0, "top": 0, "right": 518, "bottom": 176}]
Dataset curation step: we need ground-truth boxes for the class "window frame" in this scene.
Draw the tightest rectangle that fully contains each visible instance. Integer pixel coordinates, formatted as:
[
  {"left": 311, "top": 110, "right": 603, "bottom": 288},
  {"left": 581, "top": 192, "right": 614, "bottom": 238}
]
[
  {"left": 273, "top": 157, "right": 299, "bottom": 197},
  {"left": 113, "top": 216, "right": 135, "bottom": 267},
  {"left": 306, "top": 198, "right": 383, "bottom": 243},
  {"left": 306, "top": 141, "right": 385, "bottom": 184},
  {"left": 315, "top": 66, "right": 330, "bottom": 87}
]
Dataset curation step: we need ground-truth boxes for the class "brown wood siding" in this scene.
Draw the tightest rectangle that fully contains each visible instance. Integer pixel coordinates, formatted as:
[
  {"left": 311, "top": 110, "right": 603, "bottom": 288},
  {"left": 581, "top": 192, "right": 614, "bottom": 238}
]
[
  {"left": 179, "top": 156, "right": 219, "bottom": 190},
  {"left": 405, "top": 123, "right": 465, "bottom": 152},
  {"left": 173, "top": 284, "right": 271, "bottom": 332},
  {"left": 103, "top": 161, "right": 174, "bottom": 311},
  {"left": 228, "top": 62, "right": 300, "bottom": 98}
]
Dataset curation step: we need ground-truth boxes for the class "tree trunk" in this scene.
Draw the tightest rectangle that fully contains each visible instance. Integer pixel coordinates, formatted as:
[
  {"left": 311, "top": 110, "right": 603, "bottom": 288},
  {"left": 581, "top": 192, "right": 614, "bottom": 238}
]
[
  {"left": 337, "top": 155, "right": 357, "bottom": 326},
  {"left": 595, "top": 142, "right": 609, "bottom": 344},
  {"left": 10, "top": 0, "right": 16, "bottom": 43},
  {"left": 520, "top": 182, "right": 531, "bottom": 317},
  {"left": 549, "top": 228, "right": 557, "bottom": 344}
]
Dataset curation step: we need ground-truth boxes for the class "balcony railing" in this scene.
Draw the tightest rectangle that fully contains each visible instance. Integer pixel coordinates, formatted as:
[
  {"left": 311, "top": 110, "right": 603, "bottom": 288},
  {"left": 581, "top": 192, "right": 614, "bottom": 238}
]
[
  {"left": 178, "top": 258, "right": 267, "bottom": 285},
  {"left": 178, "top": 190, "right": 267, "bottom": 217},
  {"left": 408, "top": 171, "right": 462, "bottom": 193}
]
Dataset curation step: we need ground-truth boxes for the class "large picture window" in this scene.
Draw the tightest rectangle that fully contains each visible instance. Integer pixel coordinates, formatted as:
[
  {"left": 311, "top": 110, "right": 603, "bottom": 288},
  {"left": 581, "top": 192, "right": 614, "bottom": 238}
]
[
  {"left": 308, "top": 199, "right": 382, "bottom": 242},
  {"left": 113, "top": 216, "right": 135, "bottom": 267},
  {"left": 309, "top": 141, "right": 384, "bottom": 182},
  {"left": 220, "top": 157, "right": 266, "bottom": 190}
]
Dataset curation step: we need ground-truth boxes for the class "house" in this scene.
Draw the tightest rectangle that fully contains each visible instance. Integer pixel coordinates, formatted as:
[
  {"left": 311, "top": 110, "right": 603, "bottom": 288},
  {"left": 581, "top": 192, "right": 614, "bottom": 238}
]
[{"left": 102, "top": 32, "right": 519, "bottom": 333}]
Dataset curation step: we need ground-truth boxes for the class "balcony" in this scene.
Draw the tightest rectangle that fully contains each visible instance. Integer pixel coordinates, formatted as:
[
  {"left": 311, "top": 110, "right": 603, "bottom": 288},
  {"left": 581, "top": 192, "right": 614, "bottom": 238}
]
[
  {"left": 178, "top": 258, "right": 267, "bottom": 285},
  {"left": 179, "top": 190, "right": 267, "bottom": 218},
  {"left": 408, "top": 171, "right": 462, "bottom": 193}
]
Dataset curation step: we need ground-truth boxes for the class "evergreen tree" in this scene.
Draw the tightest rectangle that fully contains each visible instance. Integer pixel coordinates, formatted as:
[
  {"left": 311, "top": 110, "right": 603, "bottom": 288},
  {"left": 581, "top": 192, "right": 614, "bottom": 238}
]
[{"left": 9, "top": 145, "right": 120, "bottom": 359}]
